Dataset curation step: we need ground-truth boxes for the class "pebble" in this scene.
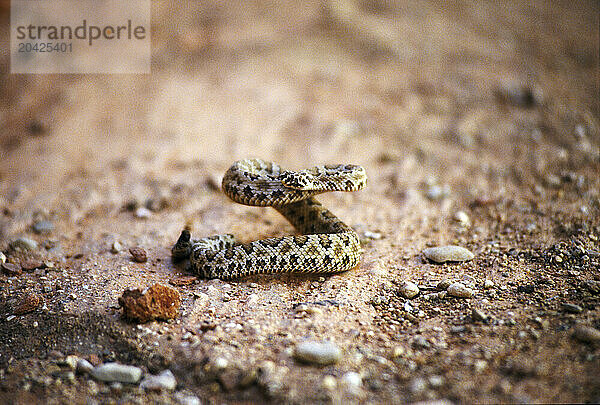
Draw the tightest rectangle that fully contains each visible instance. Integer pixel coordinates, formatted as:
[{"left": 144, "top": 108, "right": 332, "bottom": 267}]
[
  {"left": 119, "top": 284, "right": 180, "bottom": 323},
  {"left": 294, "top": 341, "right": 341, "bottom": 365},
  {"left": 76, "top": 359, "right": 94, "bottom": 374},
  {"left": 14, "top": 293, "right": 42, "bottom": 314},
  {"left": 410, "top": 377, "right": 427, "bottom": 394},
  {"left": 21, "top": 259, "right": 43, "bottom": 271},
  {"left": 561, "top": 303, "right": 583, "bottom": 314},
  {"left": 0, "top": 251, "right": 5, "bottom": 264},
  {"left": 423, "top": 246, "right": 474, "bottom": 263},
  {"left": 496, "top": 82, "right": 536, "bottom": 107},
  {"left": 91, "top": 363, "right": 143, "bottom": 383},
  {"left": 453, "top": 211, "right": 470, "bottom": 226},
  {"left": 321, "top": 375, "right": 337, "bottom": 390},
  {"left": 2, "top": 262, "right": 22, "bottom": 276},
  {"left": 437, "top": 279, "right": 452, "bottom": 290},
  {"left": 62, "top": 355, "right": 79, "bottom": 370},
  {"left": 364, "top": 231, "right": 382, "bottom": 240},
  {"left": 129, "top": 247, "right": 147, "bottom": 263},
  {"left": 484, "top": 279, "right": 494, "bottom": 289},
  {"left": 174, "top": 391, "right": 202, "bottom": 405},
  {"left": 471, "top": 308, "right": 488, "bottom": 322},
  {"left": 425, "top": 185, "right": 450, "bottom": 200},
  {"left": 341, "top": 371, "right": 362, "bottom": 395},
  {"left": 573, "top": 325, "right": 600, "bottom": 343},
  {"left": 111, "top": 241, "right": 122, "bottom": 254},
  {"left": 32, "top": 220, "right": 54, "bottom": 234},
  {"left": 447, "top": 282, "right": 473, "bottom": 298},
  {"left": 399, "top": 281, "right": 420, "bottom": 299},
  {"left": 10, "top": 237, "right": 38, "bottom": 252},
  {"left": 135, "top": 207, "right": 152, "bottom": 219},
  {"left": 140, "top": 370, "right": 177, "bottom": 391}
]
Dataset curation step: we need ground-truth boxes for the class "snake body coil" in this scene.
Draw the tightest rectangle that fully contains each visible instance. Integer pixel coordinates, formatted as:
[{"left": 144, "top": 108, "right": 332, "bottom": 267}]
[{"left": 172, "top": 158, "right": 367, "bottom": 279}]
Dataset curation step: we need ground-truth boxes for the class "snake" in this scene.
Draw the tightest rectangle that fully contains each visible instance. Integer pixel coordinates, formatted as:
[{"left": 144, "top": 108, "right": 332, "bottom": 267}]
[{"left": 172, "top": 158, "right": 367, "bottom": 280}]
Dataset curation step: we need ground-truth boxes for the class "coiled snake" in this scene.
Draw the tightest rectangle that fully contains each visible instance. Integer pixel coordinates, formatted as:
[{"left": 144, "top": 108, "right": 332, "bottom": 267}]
[{"left": 172, "top": 158, "right": 367, "bottom": 279}]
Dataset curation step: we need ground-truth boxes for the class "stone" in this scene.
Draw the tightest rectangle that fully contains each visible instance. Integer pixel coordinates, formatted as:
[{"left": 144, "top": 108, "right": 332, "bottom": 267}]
[
  {"left": 111, "top": 241, "right": 122, "bottom": 254},
  {"left": 426, "top": 185, "right": 450, "bottom": 200},
  {"left": 447, "top": 282, "right": 473, "bottom": 298},
  {"left": 119, "top": 284, "right": 181, "bottom": 323},
  {"left": 135, "top": 207, "right": 152, "bottom": 218},
  {"left": 174, "top": 391, "right": 202, "bottom": 405},
  {"left": 10, "top": 237, "right": 38, "bottom": 252},
  {"left": 453, "top": 211, "right": 470, "bottom": 226},
  {"left": 573, "top": 325, "right": 600, "bottom": 343},
  {"left": 129, "top": 247, "right": 147, "bottom": 263},
  {"left": 14, "top": 293, "right": 42, "bottom": 314},
  {"left": 91, "top": 363, "right": 143, "bottom": 383},
  {"left": 62, "top": 355, "right": 79, "bottom": 370},
  {"left": 484, "top": 279, "right": 494, "bottom": 289},
  {"left": 0, "top": 251, "right": 5, "bottom": 264},
  {"left": 140, "top": 370, "right": 177, "bottom": 391},
  {"left": 294, "top": 341, "right": 341, "bottom": 365},
  {"left": 21, "top": 259, "right": 43, "bottom": 271},
  {"left": 437, "top": 279, "right": 452, "bottom": 290},
  {"left": 471, "top": 308, "right": 488, "bottom": 322},
  {"left": 561, "top": 303, "right": 583, "bottom": 314},
  {"left": 341, "top": 371, "right": 362, "bottom": 395},
  {"left": 2, "top": 262, "right": 22, "bottom": 276},
  {"left": 32, "top": 220, "right": 54, "bottom": 234},
  {"left": 76, "top": 359, "right": 94, "bottom": 374},
  {"left": 423, "top": 246, "right": 474, "bottom": 263},
  {"left": 399, "top": 281, "right": 420, "bottom": 298}
]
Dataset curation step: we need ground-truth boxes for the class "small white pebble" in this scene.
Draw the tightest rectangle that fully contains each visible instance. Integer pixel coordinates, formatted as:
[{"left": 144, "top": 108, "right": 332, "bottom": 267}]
[
  {"left": 135, "top": 207, "right": 152, "bottom": 219},
  {"left": 453, "top": 210, "right": 470, "bottom": 226}
]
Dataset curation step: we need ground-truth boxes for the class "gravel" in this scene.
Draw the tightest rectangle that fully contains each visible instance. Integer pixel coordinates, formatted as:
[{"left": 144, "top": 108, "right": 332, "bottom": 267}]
[
  {"left": 91, "top": 363, "right": 143, "bottom": 383},
  {"left": 294, "top": 341, "right": 341, "bottom": 365},
  {"left": 423, "top": 246, "right": 474, "bottom": 263}
]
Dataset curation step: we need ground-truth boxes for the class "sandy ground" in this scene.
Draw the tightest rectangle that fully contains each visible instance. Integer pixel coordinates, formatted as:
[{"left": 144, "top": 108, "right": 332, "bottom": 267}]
[{"left": 0, "top": 1, "right": 599, "bottom": 403}]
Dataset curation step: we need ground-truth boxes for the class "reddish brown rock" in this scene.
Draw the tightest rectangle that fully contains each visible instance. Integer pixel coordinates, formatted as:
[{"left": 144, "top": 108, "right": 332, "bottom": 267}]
[
  {"left": 21, "top": 259, "right": 43, "bottom": 271},
  {"left": 170, "top": 275, "right": 197, "bottom": 286},
  {"left": 129, "top": 247, "right": 147, "bottom": 263},
  {"left": 118, "top": 284, "right": 180, "bottom": 323},
  {"left": 14, "top": 293, "right": 42, "bottom": 315}
]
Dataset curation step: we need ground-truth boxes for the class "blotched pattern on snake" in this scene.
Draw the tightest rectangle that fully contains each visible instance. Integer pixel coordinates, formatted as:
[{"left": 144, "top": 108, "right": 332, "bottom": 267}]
[{"left": 172, "top": 158, "right": 367, "bottom": 279}]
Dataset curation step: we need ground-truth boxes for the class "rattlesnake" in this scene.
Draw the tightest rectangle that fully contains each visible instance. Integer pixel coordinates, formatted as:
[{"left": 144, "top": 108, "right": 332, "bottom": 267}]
[{"left": 172, "top": 158, "right": 367, "bottom": 279}]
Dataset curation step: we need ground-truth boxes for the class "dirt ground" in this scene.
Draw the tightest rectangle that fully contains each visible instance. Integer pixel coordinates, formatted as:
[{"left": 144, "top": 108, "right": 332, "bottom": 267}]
[{"left": 1, "top": 1, "right": 599, "bottom": 404}]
